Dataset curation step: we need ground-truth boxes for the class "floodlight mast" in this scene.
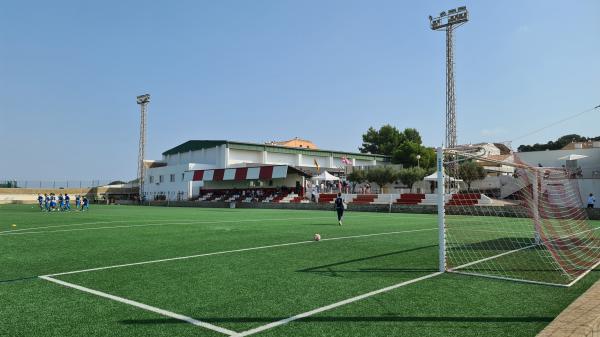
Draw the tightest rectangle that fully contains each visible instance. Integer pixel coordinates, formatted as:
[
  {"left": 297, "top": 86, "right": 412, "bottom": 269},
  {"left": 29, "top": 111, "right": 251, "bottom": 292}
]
[
  {"left": 136, "top": 94, "right": 150, "bottom": 202},
  {"left": 429, "top": 6, "right": 468, "bottom": 150}
]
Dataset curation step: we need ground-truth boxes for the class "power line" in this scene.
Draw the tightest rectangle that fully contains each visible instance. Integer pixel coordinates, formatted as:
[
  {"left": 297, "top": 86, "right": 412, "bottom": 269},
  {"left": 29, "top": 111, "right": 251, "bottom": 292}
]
[{"left": 509, "top": 104, "right": 600, "bottom": 143}]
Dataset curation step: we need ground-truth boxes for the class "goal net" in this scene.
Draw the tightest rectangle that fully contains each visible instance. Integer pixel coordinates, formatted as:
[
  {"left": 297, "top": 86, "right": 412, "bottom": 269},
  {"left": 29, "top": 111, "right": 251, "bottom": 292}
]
[{"left": 438, "top": 146, "right": 600, "bottom": 287}]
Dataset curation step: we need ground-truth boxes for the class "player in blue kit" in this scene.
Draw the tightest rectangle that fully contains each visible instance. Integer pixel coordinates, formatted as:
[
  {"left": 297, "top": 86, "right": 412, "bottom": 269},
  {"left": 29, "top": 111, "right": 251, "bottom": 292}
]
[
  {"left": 64, "top": 193, "right": 71, "bottom": 211},
  {"left": 37, "top": 194, "right": 44, "bottom": 211},
  {"left": 49, "top": 194, "right": 57, "bottom": 211}
]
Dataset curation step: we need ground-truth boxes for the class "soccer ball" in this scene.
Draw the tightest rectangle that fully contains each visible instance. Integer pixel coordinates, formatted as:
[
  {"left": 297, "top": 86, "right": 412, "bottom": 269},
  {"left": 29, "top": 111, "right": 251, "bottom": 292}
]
[{"left": 314, "top": 234, "right": 321, "bottom": 241}]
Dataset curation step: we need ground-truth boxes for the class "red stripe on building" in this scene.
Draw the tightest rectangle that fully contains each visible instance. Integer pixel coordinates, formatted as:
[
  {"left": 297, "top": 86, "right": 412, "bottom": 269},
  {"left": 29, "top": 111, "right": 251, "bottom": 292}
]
[
  {"left": 192, "top": 170, "right": 204, "bottom": 181},
  {"left": 213, "top": 169, "right": 225, "bottom": 181},
  {"left": 234, "top": 167, "right": 248, "bottom": 181},
  {"left": 259, "top": 166, "right": 274, "bottom": 180}
]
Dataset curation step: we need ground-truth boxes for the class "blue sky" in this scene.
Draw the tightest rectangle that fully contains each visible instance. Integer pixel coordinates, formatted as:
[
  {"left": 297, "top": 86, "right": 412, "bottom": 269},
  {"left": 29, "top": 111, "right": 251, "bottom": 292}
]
[{"left": 1, "top": 0, "right": 598, "bottom": 180}]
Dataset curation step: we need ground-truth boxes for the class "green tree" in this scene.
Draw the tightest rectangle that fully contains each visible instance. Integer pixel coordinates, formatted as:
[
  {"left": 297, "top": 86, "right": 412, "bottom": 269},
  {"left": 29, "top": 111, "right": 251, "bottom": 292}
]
[
  {"left": 397, "top": 167, "right": 427, "bottom": 190},
  {"left": 517, "top": 134, "right": 592, "bottom": 152},
  {"left": 392, "top": 142, "right": 436, "bottom": 169},
  {"left": 366, "top": 166, "right": 398, "bottom": 194},
  {"left": 458, "top": 161, "right": 486, "bottom": 191},
  {"left": 359, "top": 125, "right": 404, "bottom": 155},
  {"left": 402, "top": 128, "right": 422, "bottom": 144},
  {"left": 359, "top": 125, "right": 435, "bottom": 169},
  {"left": 346, "top": 170, "right": 367, "bottom": 193}
]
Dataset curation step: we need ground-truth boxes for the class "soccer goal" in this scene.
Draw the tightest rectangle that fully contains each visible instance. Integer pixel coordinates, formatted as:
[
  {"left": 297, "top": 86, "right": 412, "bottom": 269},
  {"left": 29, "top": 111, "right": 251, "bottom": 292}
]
[{"left": 435, "top": 147, "right": 600, "bottom": 287}]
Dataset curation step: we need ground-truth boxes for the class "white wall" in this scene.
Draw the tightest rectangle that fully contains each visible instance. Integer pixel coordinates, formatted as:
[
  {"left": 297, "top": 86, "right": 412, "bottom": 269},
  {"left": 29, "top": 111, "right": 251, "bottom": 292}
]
[
  {"left": 151, "top": 144, "right": 387, "bottom": 199},
  {"left": 144, "top": 163, "right": 208, "bottom": 200},
  {"left": 229, "top": 149, "right": 262, "bottom": 166},
  {"left": 265, "top": 152, "right": 295, "bottom": 165},
  {"left": 517, "top": 148, "right": 600, "bottom": 172}
]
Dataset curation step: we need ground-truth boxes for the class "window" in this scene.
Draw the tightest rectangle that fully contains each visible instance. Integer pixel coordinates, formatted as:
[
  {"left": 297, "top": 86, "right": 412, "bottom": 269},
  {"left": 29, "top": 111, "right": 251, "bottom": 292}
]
[
  {"left": 149, "top": 176, "right": 154, "bottom": 183},
  {"left": 170, "top": 174, "right": 175, "bottom": 182},
  {"left": 159, "top": 175, "right": 164, "bottom": 183}
]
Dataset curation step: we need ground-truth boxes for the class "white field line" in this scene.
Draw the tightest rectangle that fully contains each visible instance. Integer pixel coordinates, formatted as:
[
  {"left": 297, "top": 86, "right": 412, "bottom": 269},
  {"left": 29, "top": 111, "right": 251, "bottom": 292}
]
[
  {"left": 43, "top": 228, "right": 436, "bottom": 277},
  {"left": 449, "top": 227, "right": 600, "bottom": 286},
  {"left": 449, "top": 271, "right": 569, "bottom": 287},
  {"left": 39, "top": 275, "right": 237, "bottom": 335},
  {"left": 0, "top": 214, "right": 435, "bottom": 236},
  {"left": 566, "top": 258, "right": 600, "bottom": 287},
  {"left": 0, "top": 219, "right": 200, "bottom": 233},
  {"left": 449, "top": 244, "right": 537, "bottom": 272},
  {"left": 230, "top": 272, "right": 443, "bottom": 337}
]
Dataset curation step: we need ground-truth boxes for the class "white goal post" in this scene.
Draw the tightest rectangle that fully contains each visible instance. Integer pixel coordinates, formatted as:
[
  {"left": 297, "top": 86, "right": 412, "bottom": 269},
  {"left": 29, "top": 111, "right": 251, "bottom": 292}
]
[{"left": 436, "top": 146, "right": 600, "bottom": 287}]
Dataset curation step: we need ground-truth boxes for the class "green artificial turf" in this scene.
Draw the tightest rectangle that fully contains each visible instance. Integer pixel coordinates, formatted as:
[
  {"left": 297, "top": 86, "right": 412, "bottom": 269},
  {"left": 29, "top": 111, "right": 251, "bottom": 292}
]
[{"left": 0, "top": 204, "right": 598, "bottom": 337}]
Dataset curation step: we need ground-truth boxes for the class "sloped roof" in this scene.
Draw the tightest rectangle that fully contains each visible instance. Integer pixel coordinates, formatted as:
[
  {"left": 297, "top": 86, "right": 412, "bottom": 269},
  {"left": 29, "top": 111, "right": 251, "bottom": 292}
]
[{"left": 162, "top": 140, "right": 390, "bottom": 162}]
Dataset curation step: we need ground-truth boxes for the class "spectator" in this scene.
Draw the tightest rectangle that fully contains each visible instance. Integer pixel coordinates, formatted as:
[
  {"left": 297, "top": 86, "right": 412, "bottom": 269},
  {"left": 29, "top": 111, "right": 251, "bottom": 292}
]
[{"left": 587, "top": 193, "right": 596, "bottom": 209}]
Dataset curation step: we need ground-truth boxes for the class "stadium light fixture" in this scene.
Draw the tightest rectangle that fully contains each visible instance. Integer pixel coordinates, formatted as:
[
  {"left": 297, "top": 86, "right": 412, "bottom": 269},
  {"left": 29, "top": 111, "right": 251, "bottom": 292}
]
[
  {"left": 429, "top": 6, "right": 469, "bottom": 150},
  {"left": 136, "top": 94, "right": 150, "bottom": 105},
  {"left": 430, "top": 6, "right": 468, "bottom": 30}
]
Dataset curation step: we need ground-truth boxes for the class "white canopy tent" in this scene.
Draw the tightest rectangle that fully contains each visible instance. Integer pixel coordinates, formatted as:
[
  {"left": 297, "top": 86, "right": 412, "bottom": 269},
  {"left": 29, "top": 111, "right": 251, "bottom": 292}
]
[
  {"left": 558, "top": 154, "right": 588, "bottom": 161},
  {"left": 424, "top": 171, "right": 461, "bottom": 182},
  {"left": 311, "top": 171, "right": 340, "bottom": 181}
]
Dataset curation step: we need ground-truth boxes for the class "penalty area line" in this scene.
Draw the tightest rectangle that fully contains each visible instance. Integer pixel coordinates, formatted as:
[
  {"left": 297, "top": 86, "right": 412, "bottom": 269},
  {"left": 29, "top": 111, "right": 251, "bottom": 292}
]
[
  {"left": 43, "top": 228, "right": 436, "bottom": 277},
  {"left": 0, "top": 213, "right": 430, "bottom": 236},
  {"left": 38, "top": 275, "right": 237, "bottom": 335},
  {"left": 230, "top": 272, "right": 443, "bottom": 337}
]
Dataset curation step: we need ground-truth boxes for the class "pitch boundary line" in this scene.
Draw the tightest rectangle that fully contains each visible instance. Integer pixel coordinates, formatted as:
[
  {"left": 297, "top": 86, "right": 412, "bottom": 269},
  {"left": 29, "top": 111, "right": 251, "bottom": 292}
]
[
  {"left": 43, "top": 228, "right": 437, "bottom": 277},
  {"left": 1, "top": 214, "right": 435, "bottom": 236},
  {"left": 230, "top": 272, "right": 443, "bottom": 337},
  {"left": 0, "top": 219, "right": 201, "bottom": 233},
  {"left": 38, "top": 275, "right": 237, "bottom": 335}
]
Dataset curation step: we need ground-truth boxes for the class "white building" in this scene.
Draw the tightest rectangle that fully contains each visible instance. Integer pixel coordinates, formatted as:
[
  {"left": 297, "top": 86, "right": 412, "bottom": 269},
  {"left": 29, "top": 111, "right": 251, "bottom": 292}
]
[
  {"left": 515, "top": 145, "right": 600, "bottom": 205},
  {"left": 143, "top": 140, "right": 390, "bottom": 200}
]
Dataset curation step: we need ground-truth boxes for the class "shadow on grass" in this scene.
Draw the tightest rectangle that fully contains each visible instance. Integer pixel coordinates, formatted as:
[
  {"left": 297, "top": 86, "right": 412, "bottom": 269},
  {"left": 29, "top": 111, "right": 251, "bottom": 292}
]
[
  {"left": 297, "top": 244, "right": 438, "bottom": 275},
  {"left": 0, "top": 275, "right": 39, "bottom": 283},
  {"left": 120, "top": 315, "right": 553, "bottom": 324},
  {"left": 299, "top": 222, "right": 348, "bottom": 226}
]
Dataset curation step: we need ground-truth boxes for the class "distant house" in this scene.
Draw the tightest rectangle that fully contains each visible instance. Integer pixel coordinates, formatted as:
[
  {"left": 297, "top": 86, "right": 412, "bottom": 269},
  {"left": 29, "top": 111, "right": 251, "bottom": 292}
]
[{"left": 265, "top": 137, "right": 318, "bottom": 149}]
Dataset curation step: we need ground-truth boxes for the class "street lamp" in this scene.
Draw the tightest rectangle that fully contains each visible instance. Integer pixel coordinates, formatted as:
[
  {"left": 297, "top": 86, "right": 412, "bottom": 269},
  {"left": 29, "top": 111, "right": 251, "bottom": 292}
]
[{"left": 416, "top": 154, "right": 421, "bottom": 168}]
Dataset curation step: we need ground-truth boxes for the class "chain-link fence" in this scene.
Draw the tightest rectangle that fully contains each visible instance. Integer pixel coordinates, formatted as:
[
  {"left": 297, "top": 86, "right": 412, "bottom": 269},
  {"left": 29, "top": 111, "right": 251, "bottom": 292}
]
[{"left": 0, "top": 180, "right": 129, "bottom": 189}]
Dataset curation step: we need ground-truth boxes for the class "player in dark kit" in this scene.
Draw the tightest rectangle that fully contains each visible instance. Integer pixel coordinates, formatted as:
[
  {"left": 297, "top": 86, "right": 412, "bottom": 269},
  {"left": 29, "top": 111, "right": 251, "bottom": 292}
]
[
  {"left": 334, "top": 193, "right": 345, "bottom": 226},
  {"left": 37, "top": 194, "right": 44, "bottom": 210},
  {"left": 64, "top": 194, "right": 71, "bottom": 211},
  {"left": 82, "top": 196, "right": 89, "bottom": 211}
]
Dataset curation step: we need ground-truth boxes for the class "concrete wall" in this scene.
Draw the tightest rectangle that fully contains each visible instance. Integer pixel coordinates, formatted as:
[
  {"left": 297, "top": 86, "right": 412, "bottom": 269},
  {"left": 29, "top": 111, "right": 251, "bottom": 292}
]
[
  {"left": 141, "top": 201, "right": 600, "bottom": 220},
  {"left": 147, "top": 144, "right": 387, "bottom": 200},
  {"left": 228, "top": 149, "right": 262, "bottom": 166},
  {"left": 516, "top": 148, "right": 600, "bottom": 173},
  {"left": 0, "top": 186, "right": 138, "bottom": 204},
  {"left": 145, "top": 164, "right": 206, "bottom": 200}
]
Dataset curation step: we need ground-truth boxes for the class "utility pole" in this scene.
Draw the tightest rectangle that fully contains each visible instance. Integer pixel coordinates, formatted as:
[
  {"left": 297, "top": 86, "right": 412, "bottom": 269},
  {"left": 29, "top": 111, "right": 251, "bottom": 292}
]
[
  {"left": 429, "top": 6, "right": 468, "bottom": 149},
  {"left": 136, "top": 94, "right": 150, "bottom": 202}
]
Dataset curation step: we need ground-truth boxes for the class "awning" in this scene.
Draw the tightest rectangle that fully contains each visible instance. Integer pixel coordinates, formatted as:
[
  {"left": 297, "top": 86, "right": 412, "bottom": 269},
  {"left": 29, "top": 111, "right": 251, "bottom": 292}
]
[{"left": 192, "top": 165, "right": 310, "bottom": 182}]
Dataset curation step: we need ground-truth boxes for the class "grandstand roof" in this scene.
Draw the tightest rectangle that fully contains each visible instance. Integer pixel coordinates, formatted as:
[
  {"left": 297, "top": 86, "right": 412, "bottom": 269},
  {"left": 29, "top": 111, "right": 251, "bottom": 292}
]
[
  {"left": 191, "top": 165, "right": 311, "bottom": 182},
  {"left": 162, "top": 140, "right": 390, "bottom": 162}
]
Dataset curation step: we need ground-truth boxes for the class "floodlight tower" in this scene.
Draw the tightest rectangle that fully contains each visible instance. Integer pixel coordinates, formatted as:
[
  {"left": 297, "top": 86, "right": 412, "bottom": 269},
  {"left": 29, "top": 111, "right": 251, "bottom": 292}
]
[
  {"left": 429, "top": 6, "right": 468, "bottom": 149},
  {"left": 136, "top": 94, "right": 150, "bottom": 202}
]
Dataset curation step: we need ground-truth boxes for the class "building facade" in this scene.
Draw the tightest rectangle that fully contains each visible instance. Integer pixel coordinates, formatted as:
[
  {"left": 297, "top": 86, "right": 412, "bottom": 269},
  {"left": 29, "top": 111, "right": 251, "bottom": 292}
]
[{"left": 144, "top": 140, "right": 389, "bottom": 200}]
